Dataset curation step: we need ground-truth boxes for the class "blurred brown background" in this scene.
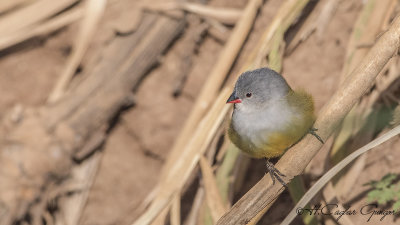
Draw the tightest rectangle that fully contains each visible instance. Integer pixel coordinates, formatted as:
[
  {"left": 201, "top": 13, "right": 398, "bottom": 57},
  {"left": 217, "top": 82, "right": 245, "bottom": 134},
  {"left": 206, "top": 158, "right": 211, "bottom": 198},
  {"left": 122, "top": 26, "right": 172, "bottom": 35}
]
[{"left": 1, "top": 0, "right": 400, "bottom": 225}]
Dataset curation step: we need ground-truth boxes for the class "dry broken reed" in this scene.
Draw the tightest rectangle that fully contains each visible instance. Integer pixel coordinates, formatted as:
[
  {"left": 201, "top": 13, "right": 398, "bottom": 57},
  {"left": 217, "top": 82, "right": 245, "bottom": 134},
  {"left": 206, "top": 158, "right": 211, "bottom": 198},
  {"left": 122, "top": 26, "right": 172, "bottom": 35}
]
[
  {"left": 0, "top": 0, "right": 81, "bottom": 50},
  {"left": 133, "top": 0, "right": 263, "bottom": 224},
  {"left": 282, "top": 124, "right": 400, "bottom": 225},
  {"left": 217, "top": 13, "right": 400, "bottom": 225},
  {"left": 2, "top": 0, "right": 399, "bottom": 224},
  {"left": 48, "top": 0, "right": 107, "bottom": 103},
  {"left": 323, "top": 0, "right": 397, "bottom": 216}
]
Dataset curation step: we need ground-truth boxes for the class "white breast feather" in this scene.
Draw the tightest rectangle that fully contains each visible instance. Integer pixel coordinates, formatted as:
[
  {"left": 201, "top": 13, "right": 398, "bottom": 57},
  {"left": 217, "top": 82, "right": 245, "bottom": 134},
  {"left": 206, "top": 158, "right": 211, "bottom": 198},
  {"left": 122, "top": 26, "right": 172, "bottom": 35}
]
[{"left": 232, "top": 101, "right": 293, "bottom": 148}]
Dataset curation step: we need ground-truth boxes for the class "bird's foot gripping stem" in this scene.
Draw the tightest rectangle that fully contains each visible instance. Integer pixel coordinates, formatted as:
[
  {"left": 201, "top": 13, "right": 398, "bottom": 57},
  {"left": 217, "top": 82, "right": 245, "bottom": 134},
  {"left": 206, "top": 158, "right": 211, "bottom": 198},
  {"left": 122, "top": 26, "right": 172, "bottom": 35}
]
[
  {"left": 309, "top": 127, "right": 324, "bottom": 144},
  {"left": 265, "top": 159, "right": 287, "bottom": 187}
]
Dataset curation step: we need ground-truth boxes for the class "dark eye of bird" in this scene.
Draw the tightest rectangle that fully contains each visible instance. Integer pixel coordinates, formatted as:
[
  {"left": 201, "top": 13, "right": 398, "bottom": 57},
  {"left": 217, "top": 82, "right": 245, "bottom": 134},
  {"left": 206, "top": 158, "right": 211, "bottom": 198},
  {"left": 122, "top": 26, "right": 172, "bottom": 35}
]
[{"left": 246, "top": 93, "right": 252, "bottom": 98}]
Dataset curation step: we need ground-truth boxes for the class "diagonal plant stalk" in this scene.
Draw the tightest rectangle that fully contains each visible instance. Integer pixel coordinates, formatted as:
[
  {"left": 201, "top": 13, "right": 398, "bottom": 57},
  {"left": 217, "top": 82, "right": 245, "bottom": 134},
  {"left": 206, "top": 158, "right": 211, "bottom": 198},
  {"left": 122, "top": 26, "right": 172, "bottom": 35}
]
[
  {"left": 287, "top": 177, "right": 318, "bottom": 225},
  {"left": 0, "top": 9, "right": 187, "bottom": 225},
  {"left": 133, "top": 0, "right": 264, "bottom": 224},
  {"left": 48, "top": 0, "right": 107, "bottom": 103},
  {"left": 216, "top": 14, "right": 400, "bottom": 225},
  {"left": 281, "top": 123, "right": 400, "bottom": 225},
  {"left": 183, "top": 1, "right": 313, "bottom": 222},
  {"left": 327, "top": 0, "right": 396, "bottom": 202},
  {"left": 211, "top": 1, "right": 317, "bottom": 225}
]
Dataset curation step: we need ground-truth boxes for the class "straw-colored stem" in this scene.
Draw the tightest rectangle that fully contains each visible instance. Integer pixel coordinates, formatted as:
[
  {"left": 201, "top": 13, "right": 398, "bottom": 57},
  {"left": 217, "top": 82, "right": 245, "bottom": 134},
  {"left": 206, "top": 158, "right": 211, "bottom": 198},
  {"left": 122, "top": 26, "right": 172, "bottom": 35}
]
[
  {"left": 133, "top": 88, "right": 231, "bottom": 225},
  {"left": 200, "top": 156, "right": 228, "bottom": 223},
  {"left": 0, "top": 0, "right": 78, "bottom": 36},
  {"left": 328, "top": 0, "right": 395, "bottom": 200},
  {"left": 281, "top": 124, "right": 400, "bottom": 225},
  {"left": 48, "top": 0, "right": 107, "bottom": 103},
  {"left": 214, "top": 1, "right": 311, "bottom": 224},
  {"left": 0, "top": 6, "right": 83, "bottom": 51},
  {"left": 216, "top": 14, "right": 400, "bottom": 225},
  {"left": 159, "top": 0, "right": 263, "bottom": 184},
  {"left": 135, "top": 0, "right": 262, "bottom": 223}
]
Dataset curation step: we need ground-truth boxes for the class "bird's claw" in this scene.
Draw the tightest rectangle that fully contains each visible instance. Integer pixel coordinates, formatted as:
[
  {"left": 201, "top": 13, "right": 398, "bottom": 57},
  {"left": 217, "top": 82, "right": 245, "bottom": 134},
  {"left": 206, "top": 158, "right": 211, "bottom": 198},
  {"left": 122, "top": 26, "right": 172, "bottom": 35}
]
[
  {"left": 265, "top": 159, "right": 287, "bottom": 187},
  {"left": 309, "top": 127, "right": 324, "bottom": 144}
]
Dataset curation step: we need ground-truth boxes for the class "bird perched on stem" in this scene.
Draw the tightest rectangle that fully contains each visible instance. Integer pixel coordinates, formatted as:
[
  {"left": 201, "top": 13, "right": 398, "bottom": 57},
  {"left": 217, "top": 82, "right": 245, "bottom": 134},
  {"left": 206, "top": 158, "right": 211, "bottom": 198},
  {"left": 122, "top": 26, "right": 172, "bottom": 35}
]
[{"left": 227, "top": 67, "right": 323, "bottom": 186}]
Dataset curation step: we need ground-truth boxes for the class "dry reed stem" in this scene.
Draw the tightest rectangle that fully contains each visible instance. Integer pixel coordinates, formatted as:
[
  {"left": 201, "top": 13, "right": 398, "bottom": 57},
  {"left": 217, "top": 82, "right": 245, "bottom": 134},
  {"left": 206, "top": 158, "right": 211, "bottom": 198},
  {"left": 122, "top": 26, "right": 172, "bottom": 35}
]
[
  {"left": 211, "top": 1, "right": 314, "bottom": 213},
  {"left": 0, "top": 0, "right": 31, "bottom": 14},
  {"left": 183, "top": 187, "right": 205, "bottom": 225},
  {"left": 248, "top": 0, "right": 309, "bottom": 69},
  {"left": 340, "top": 0, "right": 395, "bottom": 82},
  {"left": 329, "top": 0, "right": 395, "bottom": 200},
  {"left": 143, "top": 2, "right": 242, "bottom": 25},
  {"left": 0, "top": 0, "right": 78, "bottom": 36},
  {"left": 287, "top": 0, "right": 339, "bottom": 52},
  {"left": 199, "top": 155, "right": 228, "bottom": 223},
  {"left": 55, "top": 152, "right": 103, "bottom": 225},
  {"left": 135, "top": 0, "right": 262, "bottom": 223},
  {"left": 46, "top": 2, "right": 106, "bottom": 222},
  {"left": 320, "top": 183, "right": 355, "bottom": 225},
  {"left": 200, "top": 0, "right": 312, "bottom": 223},
  {"left": 282, "top": 124, "right": 400, "bottom": 225},
  {"left": 133, "top": 88, "right": 231, "bottom": 225},
  {"left": 212, "top": 1, "right": 311, "bottom": 224},
  {"left": 216, "top": 14, "right": 400, "bottom": 225},
  {"left": 335, "top": 154, "right": 367, "bottom": 201},
  {"left": 170, "top": 194, "right": 181, "bottom": 225},
  {"left": 216, "top": 145, "right": 240, "bottom": 205},
  {"left": 48, "top": 0, "right": 107, "bottom": 103},
  {"left": 382, "top": 0, "right": 398, "bottom": 30},
  {"left": 159, "top": 0, "right": 262, "bottom": 185},
  {"left": 206, "top": 18, "right": 230, "bottom": 43},
  {"left": 152, "top": 206, "right": 170, "bottom": 225},
  {"left": 0, "top": 6, "right": 83, "bottom": 51},
  {"left": 191, "top": 1, "right": 313, "bottom": 224},
  {"left": 0, "top": 9, "right": 185, "bottom": 224}
]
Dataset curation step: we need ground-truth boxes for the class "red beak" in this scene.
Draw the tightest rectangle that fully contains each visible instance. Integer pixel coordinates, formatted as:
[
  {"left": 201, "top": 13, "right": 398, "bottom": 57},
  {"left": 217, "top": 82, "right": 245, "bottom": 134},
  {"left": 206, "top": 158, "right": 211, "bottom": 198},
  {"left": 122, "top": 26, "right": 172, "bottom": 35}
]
[
  {"left": 227, "top": 99, "right": 242, "bottom": 104},
  {"left": 226, "top": 92, "right": 241, "bottom": 104}
]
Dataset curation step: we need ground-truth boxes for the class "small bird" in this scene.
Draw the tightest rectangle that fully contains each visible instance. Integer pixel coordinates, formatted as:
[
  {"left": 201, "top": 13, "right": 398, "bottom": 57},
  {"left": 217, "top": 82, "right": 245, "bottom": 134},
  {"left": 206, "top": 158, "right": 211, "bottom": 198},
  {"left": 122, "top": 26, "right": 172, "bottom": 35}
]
[{"left": 227, "top": 67, "right": 323, "bottom": 186}]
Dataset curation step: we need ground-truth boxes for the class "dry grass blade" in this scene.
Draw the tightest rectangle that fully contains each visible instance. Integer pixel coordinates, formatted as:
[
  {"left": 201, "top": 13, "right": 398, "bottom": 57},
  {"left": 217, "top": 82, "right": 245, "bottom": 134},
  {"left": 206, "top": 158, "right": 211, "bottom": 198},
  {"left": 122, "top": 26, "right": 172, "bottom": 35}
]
[
  {"left": 287, "top": 0, "right": 339, "bottom": 53},
  {"left": 151, "top": 204, "right": 171, "bottom": 225},
  {"left": 190, "top": 1, "right": 313, "bottom": 224},
  {"left": 249, "top": 0, "right": 310, "bottom": 70},
  {"left": 281, "top": 124, "right": 400, "bottom": 225},
  {"left": 48, "top": 0, "right": 107, "bottom": 103},
  {"left": 143, "top": 2, "right": 242, "bottom": 25},
  {"left": 157, "top": 0, "right": 262, "bottom": 187},
  {"left": 180, "top": 2, "right": 241, "bottom": 25},
  {"left": 340, "top": 0, "right": 395, "bottom": 82},
  {"left": 334, "top": 154, "right": 367, "bottom": 201},
  {"left": 216, "top": 14, "right": 400, "bottom": 225},
  {"left": 314, "top": 0, "right": 339, "bottom": 39},
  {"left": 206, "top": 18, "right": 230, "bottom": 43},
  {"left": 134, "top": 0, "right": 262, "bottom": 224},
  {"left": 0, "top": 0, "right": 32, "bottom": 14},
  {"left": 392, "top": 105, "right": 400, "bottom": 125},
  {"left": 287, "top": 177, "right": 318, "bottom": 225},
  {"left": 0, "top": 0, "right": 78, "bottom": 36},
  {"left": 133, "top": 88, "right": 231, "bottom": 225},
  {"left": 183, "top": 187, "right": 205, "bottom": 225},
  {"left": 54, "top": 152, "right": 102, "bottom": 225},
  {"left": 0, "top": 6, "right": 83, "bottom": 51},
  {"left": 328, "top": 0, "right": 396, "bottom": 201},
  {"left": 197, "top": 0, "right": 312, "bottom": 223},
  {"left": 215, "top": 145, "right": 240, "bottom": 205},
  {"left": 171, "top": 194, "right": 181, "bottom": 225},
  {"left": 199, "top": 155, "right": 228, "bottom": 223},
  {"left": 320, "top": 183, "right": 355, "bottom": 225},
  {"left": 208, "top": 1, "right": 311, "bottom": 224}
]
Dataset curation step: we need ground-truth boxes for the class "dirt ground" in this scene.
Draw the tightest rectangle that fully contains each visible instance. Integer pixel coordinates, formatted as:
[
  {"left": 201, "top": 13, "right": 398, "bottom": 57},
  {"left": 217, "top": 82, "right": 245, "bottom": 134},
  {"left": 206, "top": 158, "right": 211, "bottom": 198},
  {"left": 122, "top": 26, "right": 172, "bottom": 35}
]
[{"left": 1, "top": 0, "right": 400, "bottom": 224}]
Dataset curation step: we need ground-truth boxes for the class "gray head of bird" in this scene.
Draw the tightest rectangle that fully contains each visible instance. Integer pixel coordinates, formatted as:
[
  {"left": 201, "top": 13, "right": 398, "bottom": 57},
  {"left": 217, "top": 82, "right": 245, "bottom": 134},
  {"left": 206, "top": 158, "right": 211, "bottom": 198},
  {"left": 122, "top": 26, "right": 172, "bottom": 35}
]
[{"left": 226, "top": 67, "right": 290, "bottom": 113}]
